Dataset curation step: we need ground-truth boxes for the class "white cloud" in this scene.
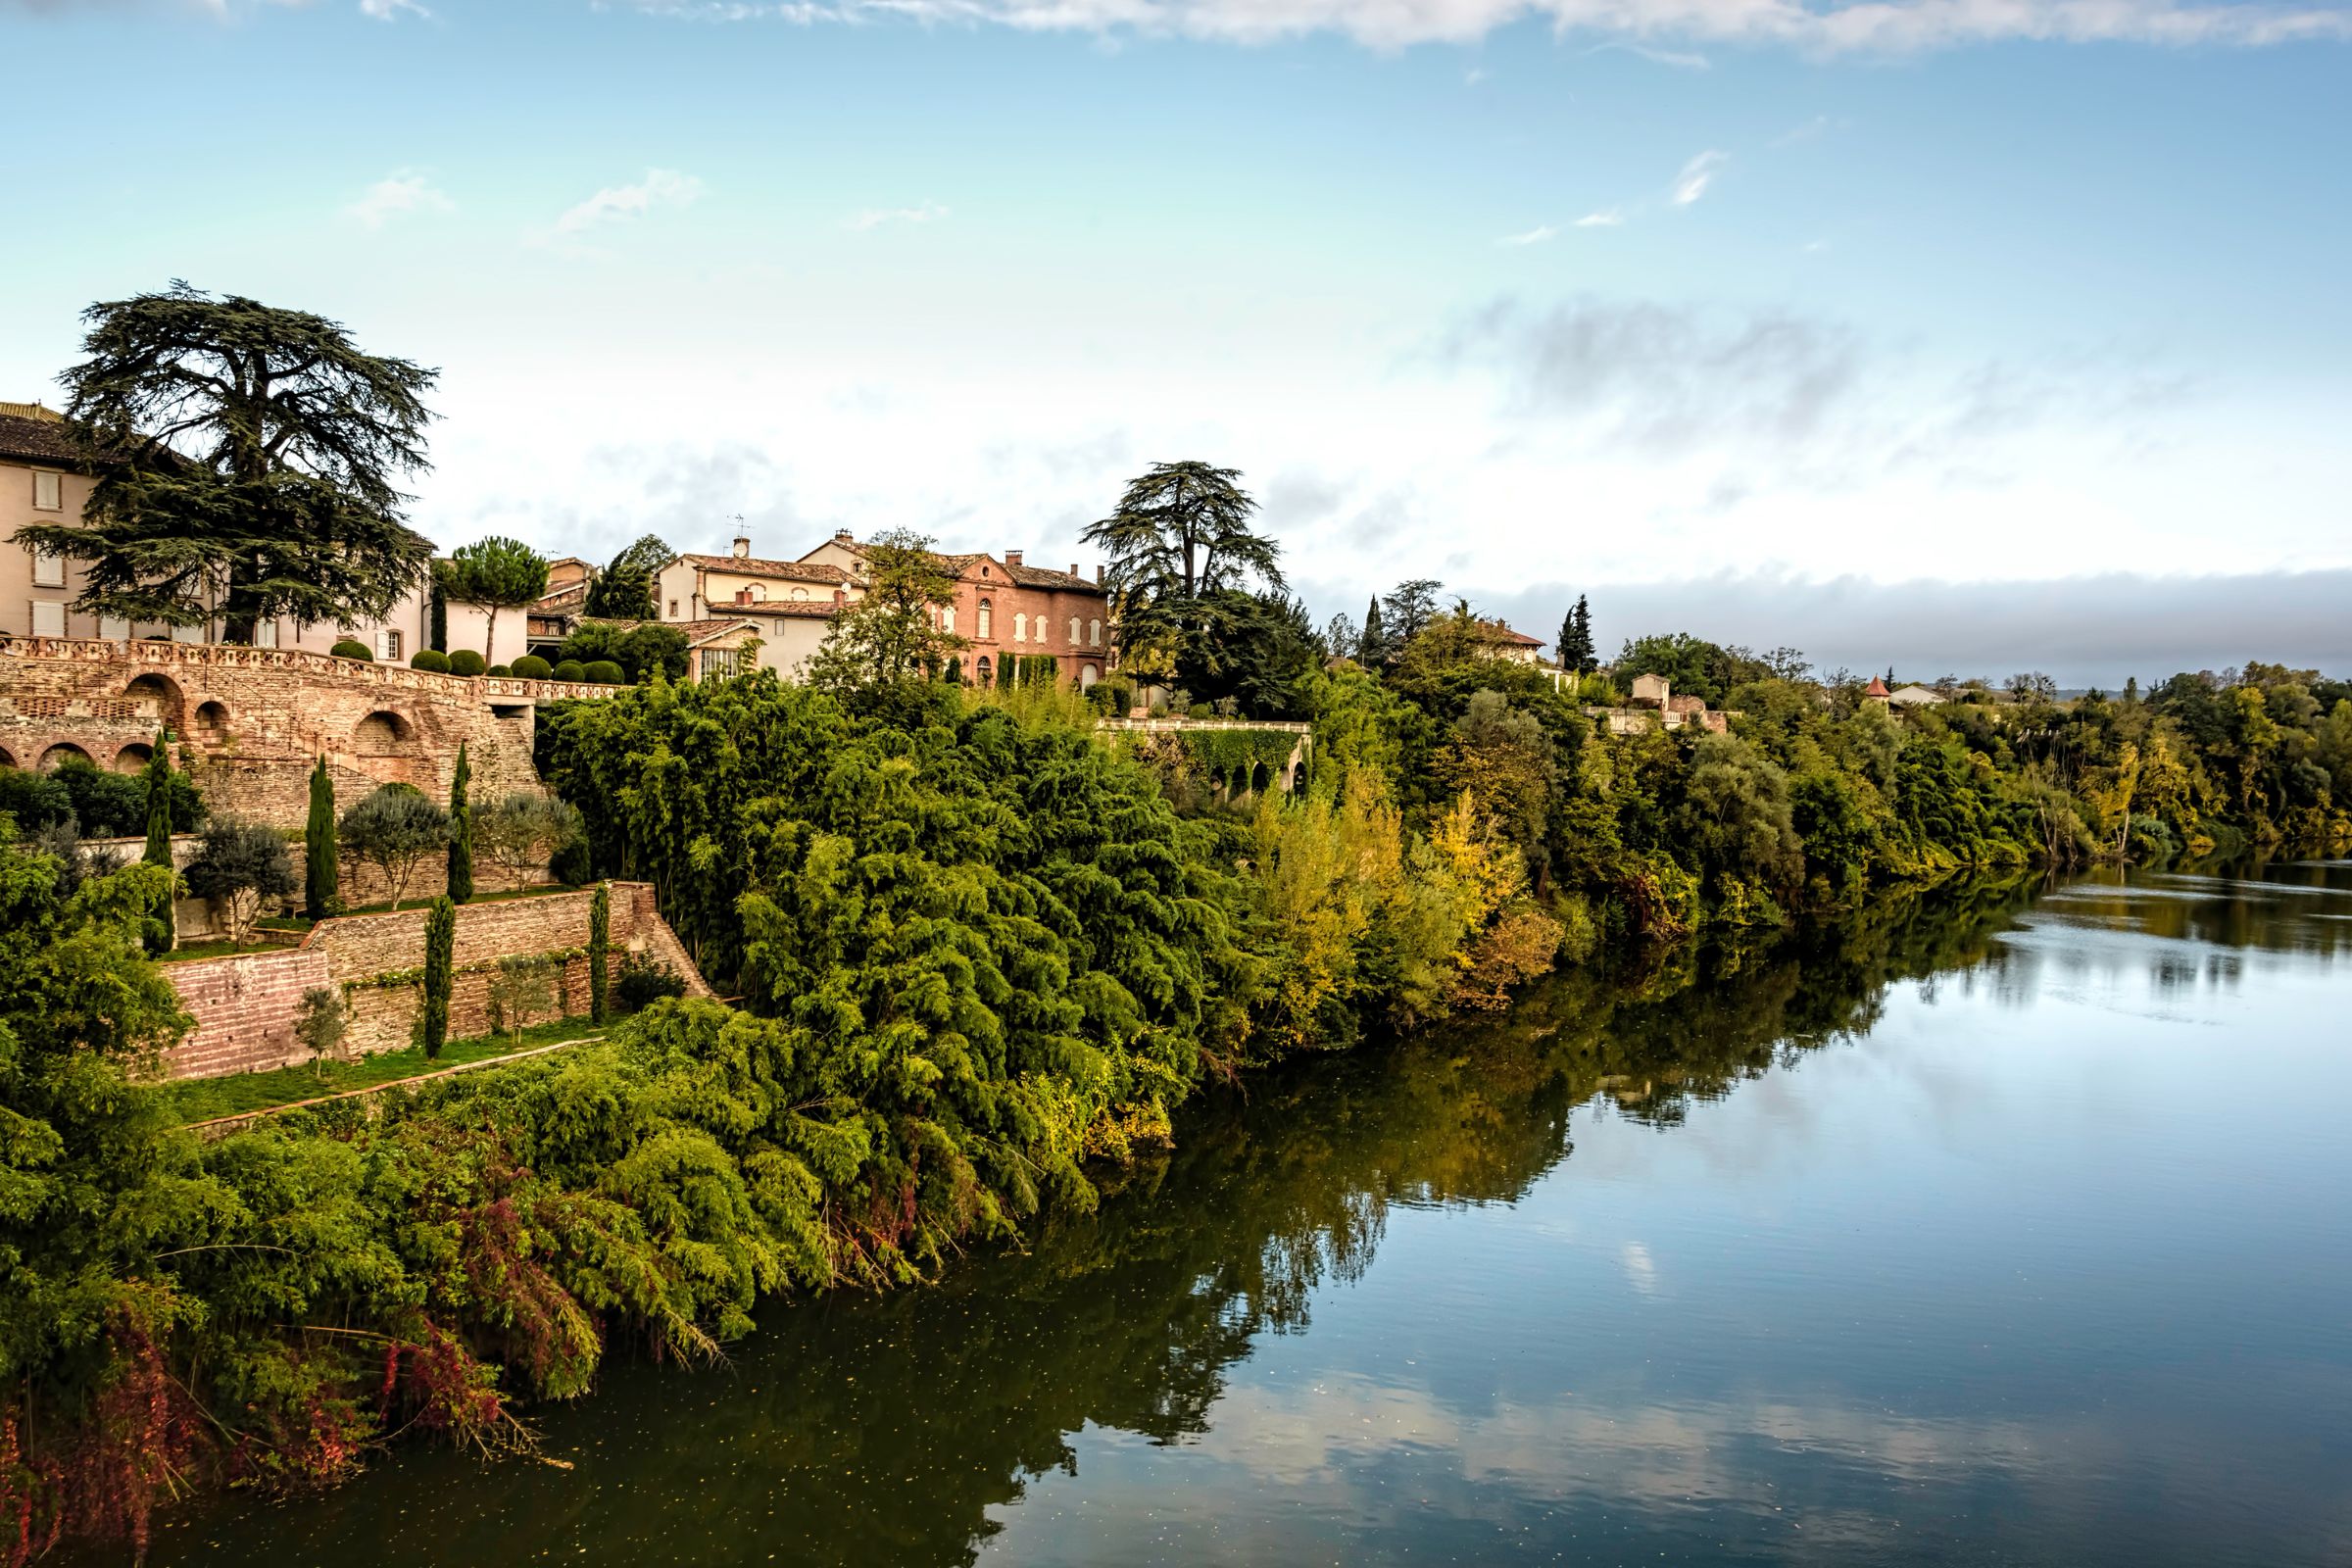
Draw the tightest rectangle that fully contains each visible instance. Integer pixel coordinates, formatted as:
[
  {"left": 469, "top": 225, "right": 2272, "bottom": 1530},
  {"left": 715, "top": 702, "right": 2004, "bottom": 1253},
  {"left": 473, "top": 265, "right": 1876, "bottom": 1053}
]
[
  {"left": 344, "top": 171, "right": 454, "bottom": 229},
  {"left": 626, "top": 0, "right": 2352, "bottom": 53},
  {"left": 359, "top": 0, "right": 429, "bottom": 18},
  {"left": 1584, "top": 39, "right": 1711, "bottom": 68},
  {"left": 845, "top": 201, "right": 951, "bottom": 231},
  {"left": 554, "top": 169, "right": 704, "bottom": 235},
  {"left": 1574, "top": 208, "right": 1624, "bottom": 227},
  {"left": 1672, "top": 149, "right": 1726, "bottom": 206},
  {"left": 1498, "top": 223, "right": 1558, "bottom": 246}
]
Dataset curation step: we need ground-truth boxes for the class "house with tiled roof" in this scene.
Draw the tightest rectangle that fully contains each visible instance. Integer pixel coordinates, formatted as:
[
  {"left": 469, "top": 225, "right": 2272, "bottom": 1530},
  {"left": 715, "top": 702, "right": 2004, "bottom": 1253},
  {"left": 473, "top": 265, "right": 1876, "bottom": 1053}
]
[
  {"left": 651, "top": 529, "right": 1115, "bottom": 687},
  {"left": 1473, "top": 618, "right": 1546, "bottom": 665},
  {"left": 795, "top": 528, "right": 1114, "bottom": 690}
]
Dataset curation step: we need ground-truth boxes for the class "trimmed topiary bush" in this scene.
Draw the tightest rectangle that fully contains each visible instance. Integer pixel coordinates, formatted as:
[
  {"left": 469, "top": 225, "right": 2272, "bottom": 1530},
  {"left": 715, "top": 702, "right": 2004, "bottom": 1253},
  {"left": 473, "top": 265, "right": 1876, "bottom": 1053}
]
[
  {"left": 448, "top": 650, "right": 486, "bottom": 677},
  {"left": 511, "top": 654, "right": 553, "bottom": 680},
  {"left": 552, "top": 660, "right": 587, "bottom": 683},
  {"left": 409, "top": 649, "right": 451, "bottom": 673},
  {"left": 330, "top": 639, "right": 372, "bottom": 661},
  {"left": 487, "top": 663, "right": 512, "bottom": 677},
  {"left": 583, "top": 660, "right": 625, "bottom": 684}
]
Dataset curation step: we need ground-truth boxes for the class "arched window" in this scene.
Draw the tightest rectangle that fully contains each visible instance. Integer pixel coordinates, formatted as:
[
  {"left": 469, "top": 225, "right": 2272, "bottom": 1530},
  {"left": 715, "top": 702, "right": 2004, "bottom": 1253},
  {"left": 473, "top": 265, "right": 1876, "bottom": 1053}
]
[
  {"left": 1088, "top": 618, "right": 1102, "bottom": 647},
  {"left": 976, "top": 656, "right": 993, "bottom": 684},
  {"left": 977, "top": 599, "right": 993, "bottom": 640},
  {"left": 1068, "top": 616, "right": 1081, "bottom": 645},
  {"left": 1032, "top": 615, "right": 1047, "bottom": 645},
  {"left": 1013, "top": 612, "right": 1027, "bottom": 643},
  {"left": 789, "top": 586, "right": 808, "bottom": 601},
  {"left": 942, "top": 606, "right": 956, "bottom": 636}
]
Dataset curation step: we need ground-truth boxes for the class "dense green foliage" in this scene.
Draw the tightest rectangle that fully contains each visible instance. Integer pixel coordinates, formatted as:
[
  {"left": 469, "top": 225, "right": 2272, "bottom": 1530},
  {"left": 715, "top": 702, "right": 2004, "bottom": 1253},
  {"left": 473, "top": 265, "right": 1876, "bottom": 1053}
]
[
  {"left": 511, "top": 654, "right": 553, "bottom": 680},
  {"left": 339, "top": 784, "right": 448, "bottom": 910},
  {"left": 582, "top": 535, "right": 675, "bottom": 621},
  {"left": 558, "top": 620, "right": 688, "bottom": 683},
  {"left": 0, "top": 755, "right": 200, "bottom": 841},
  {"left": 448, "top": 650, "right": 486, "bottom": 678},
  {"left": 410, "top": 649, "right": 451, "bottom": 672}
]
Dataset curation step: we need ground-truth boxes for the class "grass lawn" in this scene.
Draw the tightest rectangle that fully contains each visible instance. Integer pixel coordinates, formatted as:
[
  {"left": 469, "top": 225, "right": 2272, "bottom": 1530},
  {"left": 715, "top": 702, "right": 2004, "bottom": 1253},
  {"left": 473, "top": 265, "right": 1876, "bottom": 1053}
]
[
  {"left": 337, "top": 884, "right": 586, "bottom": 918},
  {"left": 157, "top": 938, "right": 293, "bottom": 965},
  {"left": 161, "top": 1014, "right": 611, "bottom": 1126}
]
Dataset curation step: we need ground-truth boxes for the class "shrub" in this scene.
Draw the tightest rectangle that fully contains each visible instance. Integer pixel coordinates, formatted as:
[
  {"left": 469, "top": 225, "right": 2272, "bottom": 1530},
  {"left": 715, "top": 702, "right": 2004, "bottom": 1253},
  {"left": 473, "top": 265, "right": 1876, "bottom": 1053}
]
[
  {"left": 330, "top": 639, "right": 373, "bottom": 661},
  {"left": 0, "top": 765, "right": 74, "bottom": 830},
  {"left": 484, "top": 957, "right": 556, "bottom": 1044},
  {"left": 338, "top": 783, "right": 449, "bottom": 909},
  {"left": 549, "top": 835, "right": 594, "bottom": 886},
  {"left": 448, "top": 650, "right": 486, "bottom": 677},
  {"left": 409, "top": 649, "right": 451, "bottom": 673},
  {"left": 552, "top": 660, "right": 587, "bottom": 683},
  {"left": 50, "top": 757, "right": 203, "bottom": 840},
  {"left": 475, "top": 792, "right": 583, "bottom": 890},
  {"left": 511, "top": 655, "right": 553, "bottom": 680},
  {"left": 613, "top": 952, "right": 686, "bottom": 1012},
  {"left": 582, "top": 660, "right": 625, "bottom": 685},
  {"left": 487, "top": 663, "right": 512, "bottom": 677},
  {"left": 295, "top": 985, "right": 351, "bottom": 1075},
  {"left": 183, "top": 818, "right": 299, "bottom": 944}
]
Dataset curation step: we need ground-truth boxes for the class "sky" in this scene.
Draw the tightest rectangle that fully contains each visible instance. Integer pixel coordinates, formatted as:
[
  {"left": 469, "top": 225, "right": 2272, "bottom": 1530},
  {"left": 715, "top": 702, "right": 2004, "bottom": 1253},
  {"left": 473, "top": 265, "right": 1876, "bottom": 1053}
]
[{"left": 2, "top": 0, "right": 2348, "bottom": 685}]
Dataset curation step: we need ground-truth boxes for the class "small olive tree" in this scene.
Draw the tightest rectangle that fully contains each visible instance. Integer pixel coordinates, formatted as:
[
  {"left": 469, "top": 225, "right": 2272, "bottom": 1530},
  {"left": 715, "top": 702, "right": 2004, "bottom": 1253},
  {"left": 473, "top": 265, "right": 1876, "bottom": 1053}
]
[
  {"left": 182, "top": 819, "right": 299, "bottom": 944},
  {"left": 339, "top": 783, "right": 448, "bottom": 910},
  {"left": 294, "top": 985, "right": 351, "bottom": 1078},
  {"left": 475, "top": 792, "right": 583, "bottom": 892}
]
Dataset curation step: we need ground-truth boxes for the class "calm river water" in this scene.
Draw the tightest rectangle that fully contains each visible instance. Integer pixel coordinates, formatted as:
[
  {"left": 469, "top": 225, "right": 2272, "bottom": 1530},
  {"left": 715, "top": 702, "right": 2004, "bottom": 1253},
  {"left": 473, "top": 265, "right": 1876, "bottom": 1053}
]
[{"left": 135, "top": 864, "right": 2352, "bottom": 1567}]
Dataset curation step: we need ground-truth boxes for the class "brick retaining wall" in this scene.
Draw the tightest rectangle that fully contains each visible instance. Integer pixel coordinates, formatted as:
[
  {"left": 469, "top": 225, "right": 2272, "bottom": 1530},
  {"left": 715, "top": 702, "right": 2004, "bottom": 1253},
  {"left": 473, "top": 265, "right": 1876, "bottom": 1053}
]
[{"left": 160, "top": 882, "right": 710, "bottom": 1080}]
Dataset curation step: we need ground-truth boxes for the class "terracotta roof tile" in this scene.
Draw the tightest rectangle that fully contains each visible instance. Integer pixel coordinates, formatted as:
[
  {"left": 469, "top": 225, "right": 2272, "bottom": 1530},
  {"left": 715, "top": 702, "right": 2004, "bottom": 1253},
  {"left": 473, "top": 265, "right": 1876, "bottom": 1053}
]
[
  {"left": 0, "top": 409, "right": 122, "bottom": 468},
  {"left": 681, "top": 554, "right": 854, "bottom": 585}
]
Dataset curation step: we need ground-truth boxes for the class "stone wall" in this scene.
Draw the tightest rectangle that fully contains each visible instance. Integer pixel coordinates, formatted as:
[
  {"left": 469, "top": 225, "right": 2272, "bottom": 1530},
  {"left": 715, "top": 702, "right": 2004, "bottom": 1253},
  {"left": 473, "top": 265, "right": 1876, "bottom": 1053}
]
[
  {"left": 160, "top": 882, "right": 710, "bottom": 1081},
  {"left": 1, "top": 634, "right": 619, "bottom": 830}
]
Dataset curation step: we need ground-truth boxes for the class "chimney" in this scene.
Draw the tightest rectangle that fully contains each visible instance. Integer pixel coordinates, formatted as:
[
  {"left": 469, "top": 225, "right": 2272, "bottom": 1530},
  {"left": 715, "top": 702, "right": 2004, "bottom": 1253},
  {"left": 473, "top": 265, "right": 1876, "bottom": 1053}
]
[
  {"left": 1068, "top": 563, "right": 1079, "bottom": 577},
  {"left": 834, "top": 528, "right": 854, "bottom": 545},
  {"left": 1004, "top": 550, "right": 1023, "bottom": 567},
  {"left": 1095, "top": 564, "right": 1104, "bottom": 585},
  {"left": 732, "top": 535, "right": 751, "bottom": 559}
]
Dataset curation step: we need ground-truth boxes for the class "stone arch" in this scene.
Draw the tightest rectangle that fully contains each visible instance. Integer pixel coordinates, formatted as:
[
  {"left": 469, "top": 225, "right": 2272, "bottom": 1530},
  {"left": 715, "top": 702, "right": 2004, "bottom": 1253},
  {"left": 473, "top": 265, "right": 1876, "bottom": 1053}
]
[
  {"left": 40, "top": 742, "right": 94, "bottom": 771},
  {"left": 113, "top": 741, "right": 154, "bottom": 775},
  {"left": 1080, "top": 663, "right": 1101, "bottom": 690},
  {"left": 353, "top": 710, "right": 424, "bottom": 785},
  {"left": 0, "top": 745, "right": 17, "bottom": 769},
  {"left": 1289, "top": 758, "right": 1306, "bottom": 793},
  {"left": 123, "top": 671, "right": 185, "bottom": 732},
  {"left": 1249, "top": 760, "right": 1272, "bottom": 796},
  {"left": 193, "top": 700, "right": 231, "bottom": 744}
]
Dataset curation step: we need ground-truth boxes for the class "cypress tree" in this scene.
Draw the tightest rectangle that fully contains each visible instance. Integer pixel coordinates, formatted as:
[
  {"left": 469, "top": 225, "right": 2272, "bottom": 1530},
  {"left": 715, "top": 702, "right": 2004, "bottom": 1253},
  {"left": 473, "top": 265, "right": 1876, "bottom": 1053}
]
[
  {"left": 420, "top": 896, "right": 456, "bottom": 1058},
  {"left": 304, "top": 756, "right": 338, "bottom": 920},
  {"left": 139, "top": 732, "right": 175, "bottom": 954},
  {"left": 446, "top": 741, "right": 473, "bottom": 904},
  {"left": 1359, "top": 595, "right": 1387, "bottom": 667},
  {"left": 589, "top": 881, "right": 611, "bottom": 1025}
]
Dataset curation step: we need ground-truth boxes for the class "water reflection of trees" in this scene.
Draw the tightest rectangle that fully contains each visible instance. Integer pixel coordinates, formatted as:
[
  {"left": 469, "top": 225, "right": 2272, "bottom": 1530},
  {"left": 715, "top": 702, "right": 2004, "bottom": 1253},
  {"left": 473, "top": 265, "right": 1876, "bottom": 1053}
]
[{"left": 156, "top": 877, "right": 2049, "bottom": 1568}]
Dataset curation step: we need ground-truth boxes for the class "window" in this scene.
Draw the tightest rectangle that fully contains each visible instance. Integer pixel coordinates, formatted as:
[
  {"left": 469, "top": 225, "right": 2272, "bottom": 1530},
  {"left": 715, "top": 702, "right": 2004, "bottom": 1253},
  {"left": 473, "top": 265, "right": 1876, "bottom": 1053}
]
[
  {"left": 1089, "top": 618, "right": 1102, "bottom": 647},
  {"left": 30, "top": 600, "right": 65, "bottom": 637},
  {"left": 100, "top": 614, "right": 130, "bottom": 641},
  {"left": 1013, "top": 612, "right": 1027, "bottom": 643},
  {"left": 172, "top": 621, "right": 203, "bottom": 644},
  {"left": 975, "top": 656, "right": 993, "bottom": 684},
  {"left": 789, "top": 586, "right": 808, "bottom": 601},
  {"left": 253, "top": 619, "right": 278, "bottom": 649},
  {"left": 977, "top": 599, "right": 993, "bottom": 640},
  {"left": 669, "top": 599, "right": 681, "bottom": 617},
  {"left": 31, "top": 470, "right": 62, "bottom": 512},
  {"left": 942, "top": 607, "right": 956, "bottom": 636},
  {"left": 1069, "top": 617, "right": 1081, "bottom": 645},
  {"left": 375, "top": 628, "right": 403, "bottom": 662},
  {"left": 31, "top": 548, "right": 65, "bottom": 588},
  {"left": 702, "top": 648, "right": 742, "bottom": 681}
]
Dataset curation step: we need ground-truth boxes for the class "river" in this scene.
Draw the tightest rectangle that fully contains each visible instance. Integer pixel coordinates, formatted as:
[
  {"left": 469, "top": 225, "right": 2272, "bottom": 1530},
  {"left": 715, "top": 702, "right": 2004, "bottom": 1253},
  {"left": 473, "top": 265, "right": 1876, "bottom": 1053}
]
[{"left": 127, "top": 863, "right": 2352, "bottom": 1567}]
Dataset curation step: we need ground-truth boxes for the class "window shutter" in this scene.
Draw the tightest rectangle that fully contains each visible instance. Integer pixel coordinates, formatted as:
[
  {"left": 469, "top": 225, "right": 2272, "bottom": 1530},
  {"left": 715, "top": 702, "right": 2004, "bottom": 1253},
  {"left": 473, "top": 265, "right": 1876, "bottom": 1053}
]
[
  {"left": 31, "top": 600, "right": 66, "bottom": 637},
  {"left": 32, "top": 470, "right": 63, "bottom": 511}
]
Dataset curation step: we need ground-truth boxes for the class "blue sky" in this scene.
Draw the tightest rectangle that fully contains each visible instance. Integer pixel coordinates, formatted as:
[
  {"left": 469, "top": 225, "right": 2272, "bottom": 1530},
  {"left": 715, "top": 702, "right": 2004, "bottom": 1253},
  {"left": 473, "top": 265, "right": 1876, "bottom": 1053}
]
[{"left": 4, "top": 0, "right": 2348, "bottom": 681}]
